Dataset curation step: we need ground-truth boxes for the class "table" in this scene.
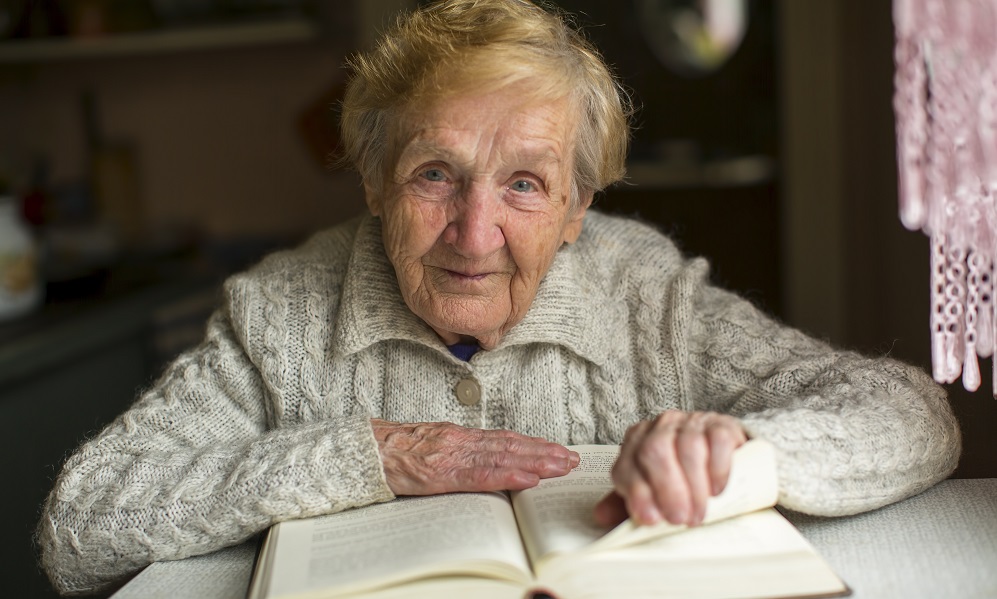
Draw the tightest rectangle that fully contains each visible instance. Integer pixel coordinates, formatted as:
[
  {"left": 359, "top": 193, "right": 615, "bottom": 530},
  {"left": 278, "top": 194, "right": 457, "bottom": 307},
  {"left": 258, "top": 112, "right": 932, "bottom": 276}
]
[{"left": 110, "top": 478, "right": 997, "bottom": 599}]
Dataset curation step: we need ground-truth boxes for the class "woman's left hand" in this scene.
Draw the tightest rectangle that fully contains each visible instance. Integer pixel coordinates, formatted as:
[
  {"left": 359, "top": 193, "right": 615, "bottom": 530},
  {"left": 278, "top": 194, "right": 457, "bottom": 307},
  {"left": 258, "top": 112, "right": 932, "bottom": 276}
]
[{"left": 593, "top": 410, "right": 747, "bottom": 528}]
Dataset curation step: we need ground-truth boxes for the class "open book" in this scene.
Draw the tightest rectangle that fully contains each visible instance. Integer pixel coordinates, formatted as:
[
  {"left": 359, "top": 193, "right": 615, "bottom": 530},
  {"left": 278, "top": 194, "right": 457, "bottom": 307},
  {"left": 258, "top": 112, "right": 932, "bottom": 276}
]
[{"left": 248, "top": 440, "right": 849, "bottom": 599}]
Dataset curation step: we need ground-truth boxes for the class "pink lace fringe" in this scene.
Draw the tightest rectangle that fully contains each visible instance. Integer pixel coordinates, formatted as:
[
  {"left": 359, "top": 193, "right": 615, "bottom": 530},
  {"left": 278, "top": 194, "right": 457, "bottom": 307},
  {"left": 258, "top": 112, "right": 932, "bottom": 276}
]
[{"left": 894, "top": 0, "right": 997, "bottom": 395}]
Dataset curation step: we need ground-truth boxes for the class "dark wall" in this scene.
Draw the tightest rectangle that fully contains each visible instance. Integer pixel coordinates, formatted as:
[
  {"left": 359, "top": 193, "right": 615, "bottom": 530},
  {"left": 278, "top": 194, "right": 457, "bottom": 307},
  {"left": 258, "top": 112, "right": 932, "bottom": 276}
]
[
  {"left": 555, "top": 0, "right": 783, "bottom": 317},
  {"left": 560, "top": 0, "right": 778, "bottom": 158}
]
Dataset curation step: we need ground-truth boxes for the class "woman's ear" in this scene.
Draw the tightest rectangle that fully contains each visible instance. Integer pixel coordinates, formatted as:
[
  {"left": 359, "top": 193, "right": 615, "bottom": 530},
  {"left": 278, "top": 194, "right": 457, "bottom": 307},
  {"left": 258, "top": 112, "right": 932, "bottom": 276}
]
[
  {"left": 562, "top": 192, "right": 594, "bottom": 244},
  {"left": 363, "top": 182, "right": 382, "bottom": 216}
]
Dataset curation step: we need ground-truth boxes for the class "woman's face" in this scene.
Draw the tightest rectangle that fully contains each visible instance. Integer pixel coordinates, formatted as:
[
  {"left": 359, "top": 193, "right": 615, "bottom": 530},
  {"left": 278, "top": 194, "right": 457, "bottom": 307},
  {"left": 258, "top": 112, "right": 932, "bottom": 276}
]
[{"left": 367, "top": 89, "right": 589, "bottom": 350}]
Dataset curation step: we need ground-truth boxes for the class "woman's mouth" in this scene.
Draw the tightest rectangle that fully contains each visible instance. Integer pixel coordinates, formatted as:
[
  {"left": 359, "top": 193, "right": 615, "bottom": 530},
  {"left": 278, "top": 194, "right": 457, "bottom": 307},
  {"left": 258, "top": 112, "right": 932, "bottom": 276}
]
[{"left": 446, "top": 269, "right": 488, "bottom": 281}]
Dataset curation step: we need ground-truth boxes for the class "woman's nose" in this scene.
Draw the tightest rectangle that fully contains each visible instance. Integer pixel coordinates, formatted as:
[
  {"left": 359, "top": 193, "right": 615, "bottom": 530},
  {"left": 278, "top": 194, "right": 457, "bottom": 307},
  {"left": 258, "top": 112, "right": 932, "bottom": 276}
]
[{"left": 445, "top": 185, "right": 505, "bottom": 259}]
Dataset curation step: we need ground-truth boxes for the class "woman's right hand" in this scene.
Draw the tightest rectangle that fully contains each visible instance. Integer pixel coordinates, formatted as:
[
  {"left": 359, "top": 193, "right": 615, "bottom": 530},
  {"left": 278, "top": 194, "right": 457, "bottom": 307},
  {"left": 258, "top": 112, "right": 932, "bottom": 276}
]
[{"left": 372, "top": 419, "right": 580, "bottom": 495}]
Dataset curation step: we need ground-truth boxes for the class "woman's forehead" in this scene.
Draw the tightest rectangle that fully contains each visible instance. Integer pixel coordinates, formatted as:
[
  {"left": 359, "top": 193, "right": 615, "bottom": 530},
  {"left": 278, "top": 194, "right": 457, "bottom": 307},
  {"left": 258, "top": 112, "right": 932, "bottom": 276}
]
[{"left": 391, "top": 91, "right": 577, "bottom": 158}]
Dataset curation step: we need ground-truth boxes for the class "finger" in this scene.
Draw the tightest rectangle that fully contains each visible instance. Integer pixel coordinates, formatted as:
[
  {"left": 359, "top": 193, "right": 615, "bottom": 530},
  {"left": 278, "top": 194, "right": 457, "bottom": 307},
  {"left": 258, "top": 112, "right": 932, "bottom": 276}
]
[
  {"left": 460, "top": 432, "right": 579, "bottom": 476},
  {"left": 398, "top": 467, "right": 539, "bottom": 495},
  {"left": 474, "top": 447, "right": 576, "bottom": 478},
  {"left": 637, "top": 412, "right": 692, "bottom": 525},
  {"left": 593, "top": 491, "right": 629, "bottom": 528},
  {"left": 482, "top": 428, "right": 569, "bottom": 447},
  {"left": 612, "top": 420, "right": 665, "bottom": 525},
  {"left": 401, "top": 422, "right": 576, "bottom": 470},
  {"left": 675, "top": 415, "right": 711, "bottom": 526},
  {"left": 705, "top": 417, "right": 748, "bottom": 495},
  {"left": 469, "top": 429, "right": 581, "bottom": 467},
  {"left": 432, "top": 425, "right": 579, "bottom": 480},
  {"left": 454, "top": 466, "right": 541, "bottom": 492},
  {"left": 622, "top": 477, "right": 661, "bottom": 526}
]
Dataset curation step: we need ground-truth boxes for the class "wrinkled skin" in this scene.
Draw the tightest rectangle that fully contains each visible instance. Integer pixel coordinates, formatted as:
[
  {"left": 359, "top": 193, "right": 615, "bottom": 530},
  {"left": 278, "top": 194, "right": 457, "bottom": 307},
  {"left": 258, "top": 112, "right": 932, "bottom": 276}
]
[
  {"left": 373, "top": 419, "right": 581, "bottom": 495},
  {"left": 594, "top": 411, "right": 747, "bottom": 527},
  {"left": 366, "top": 89, "right": 588, "bottom": 350}
]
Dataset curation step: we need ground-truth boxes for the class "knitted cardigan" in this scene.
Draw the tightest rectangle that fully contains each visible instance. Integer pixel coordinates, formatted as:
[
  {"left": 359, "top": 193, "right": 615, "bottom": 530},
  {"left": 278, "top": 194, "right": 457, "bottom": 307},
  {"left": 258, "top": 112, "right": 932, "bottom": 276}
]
[{"left": 37, "top": 211, "right": 960, "bottom": 595}]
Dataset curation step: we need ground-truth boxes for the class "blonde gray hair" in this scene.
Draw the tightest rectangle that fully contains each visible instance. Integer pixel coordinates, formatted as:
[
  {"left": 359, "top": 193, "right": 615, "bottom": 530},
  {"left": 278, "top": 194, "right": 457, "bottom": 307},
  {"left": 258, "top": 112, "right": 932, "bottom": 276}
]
[{"left": 339, "top": 0, "right": 632, "bottom": 211}]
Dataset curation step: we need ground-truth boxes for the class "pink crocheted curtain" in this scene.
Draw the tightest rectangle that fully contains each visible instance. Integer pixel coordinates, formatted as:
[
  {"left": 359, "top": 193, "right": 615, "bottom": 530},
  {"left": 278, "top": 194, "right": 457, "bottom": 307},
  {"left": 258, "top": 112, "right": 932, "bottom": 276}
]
[{"left": 894, "top": 0, "right": 997, "bottom": 395}]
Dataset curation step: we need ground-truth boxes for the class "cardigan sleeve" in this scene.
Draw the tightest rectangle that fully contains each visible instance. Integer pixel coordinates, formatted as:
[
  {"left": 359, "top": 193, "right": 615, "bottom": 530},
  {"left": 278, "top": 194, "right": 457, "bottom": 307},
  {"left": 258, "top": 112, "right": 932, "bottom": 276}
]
[
  {"left": 676, "top": 259, "right": 961, "bottom": 517},
  {"left": 36, "top": 310, "right": 394, "bottom": 596}
]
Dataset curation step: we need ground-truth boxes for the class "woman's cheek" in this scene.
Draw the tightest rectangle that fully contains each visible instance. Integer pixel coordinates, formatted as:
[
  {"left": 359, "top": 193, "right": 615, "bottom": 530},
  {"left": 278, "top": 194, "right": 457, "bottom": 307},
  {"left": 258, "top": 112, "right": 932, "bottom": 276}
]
[{"left": 384, "top": 197, "right": 445, "bottom": 258}]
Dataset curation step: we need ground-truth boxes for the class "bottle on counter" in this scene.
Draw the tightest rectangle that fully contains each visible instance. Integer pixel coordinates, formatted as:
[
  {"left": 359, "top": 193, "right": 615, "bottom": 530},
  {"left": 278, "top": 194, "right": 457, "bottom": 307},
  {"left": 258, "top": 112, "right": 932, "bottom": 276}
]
[{"left": 0, "top": 194, "right": 42, "bottom": 322}]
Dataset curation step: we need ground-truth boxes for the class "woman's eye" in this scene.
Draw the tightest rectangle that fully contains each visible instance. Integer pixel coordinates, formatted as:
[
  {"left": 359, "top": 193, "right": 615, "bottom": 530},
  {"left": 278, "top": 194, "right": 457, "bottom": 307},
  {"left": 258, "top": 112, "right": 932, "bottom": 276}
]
[
  {"left": 510, "top": 179, "right": 535, "bottom": 193},
  {"left": 422, "top": 168, "right": 446, "bottom": 182}
]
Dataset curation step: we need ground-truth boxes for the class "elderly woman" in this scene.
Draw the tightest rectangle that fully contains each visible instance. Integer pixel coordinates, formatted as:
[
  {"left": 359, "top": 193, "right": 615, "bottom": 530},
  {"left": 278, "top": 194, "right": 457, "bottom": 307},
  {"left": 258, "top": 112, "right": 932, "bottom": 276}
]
[{"left": 38, "top": 0, "right": 959, "bottom": 595}]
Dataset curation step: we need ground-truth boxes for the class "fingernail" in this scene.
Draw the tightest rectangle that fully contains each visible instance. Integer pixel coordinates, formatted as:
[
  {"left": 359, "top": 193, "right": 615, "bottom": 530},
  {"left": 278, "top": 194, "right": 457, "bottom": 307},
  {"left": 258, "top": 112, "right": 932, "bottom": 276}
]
[
  {"left": 545, "top": 457, "right": 570, "bottom": 474},
  {"left": 667, "top": 507, "right": 688, "bottom": 525},
  {"left": 641, "top": 505, "right": 663, "bottom": 525}
]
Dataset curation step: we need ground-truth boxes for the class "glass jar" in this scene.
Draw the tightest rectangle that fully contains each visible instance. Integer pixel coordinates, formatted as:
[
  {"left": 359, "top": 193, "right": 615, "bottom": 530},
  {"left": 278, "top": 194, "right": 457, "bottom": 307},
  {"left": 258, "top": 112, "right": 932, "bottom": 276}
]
[{"left": 0, "top": 196, "right": 42, "bottom": 321}]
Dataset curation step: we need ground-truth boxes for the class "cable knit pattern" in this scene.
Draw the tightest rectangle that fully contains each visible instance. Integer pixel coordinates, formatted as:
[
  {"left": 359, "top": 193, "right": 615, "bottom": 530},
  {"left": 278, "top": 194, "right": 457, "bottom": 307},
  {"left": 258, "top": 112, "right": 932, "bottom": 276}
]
[{"left": 37, "top": 211, "right": 960, "bottom": 595}]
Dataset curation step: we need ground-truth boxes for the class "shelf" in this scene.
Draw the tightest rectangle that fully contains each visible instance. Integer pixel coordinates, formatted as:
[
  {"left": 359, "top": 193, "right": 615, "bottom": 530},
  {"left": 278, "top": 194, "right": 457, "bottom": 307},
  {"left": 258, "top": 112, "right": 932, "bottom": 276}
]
[
  {"left": 625, "top": 155, "right": 776, "bottom": 190},
  {"left": 0, "top": 19, "right": 322, "bottom": 63}
]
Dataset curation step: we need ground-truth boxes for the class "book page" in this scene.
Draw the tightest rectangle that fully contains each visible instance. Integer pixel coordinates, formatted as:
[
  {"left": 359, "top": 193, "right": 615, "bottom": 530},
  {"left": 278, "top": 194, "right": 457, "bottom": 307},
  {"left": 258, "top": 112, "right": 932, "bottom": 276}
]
[
  {"left": 511, "top": 445, "right": 619, "bottom": 565},
  {"left": 590, "top": 438, "right": 779, "bottom": 552},
  {"left": 597, "top": 509, "right": 817, "bottom": 561},
  {"left": 256, "top": 492, "right": 532, "bottom": 599},
  {"left": 539, "top": 509, "right": 847, "bottom": 599}
]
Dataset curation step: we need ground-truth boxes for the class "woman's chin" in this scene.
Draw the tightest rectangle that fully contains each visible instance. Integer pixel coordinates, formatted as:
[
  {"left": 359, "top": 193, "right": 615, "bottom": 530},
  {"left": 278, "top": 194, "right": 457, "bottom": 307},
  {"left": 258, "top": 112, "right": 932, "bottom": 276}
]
[
  {"left": 408, "top": 289, "right": 518, "bottom": 349},
  {"left": 431, "top": 321, "right": 501, "bottom": 348},
  {"left": 427, "top": 313, "right": 507, "bottom": 349}
]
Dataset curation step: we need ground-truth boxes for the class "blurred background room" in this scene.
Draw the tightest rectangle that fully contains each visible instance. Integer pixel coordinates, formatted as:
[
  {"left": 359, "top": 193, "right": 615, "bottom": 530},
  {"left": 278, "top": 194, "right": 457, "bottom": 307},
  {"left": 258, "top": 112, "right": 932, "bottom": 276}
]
[{"left": 0, "top": 0, "right": 993, "bottom": 597}]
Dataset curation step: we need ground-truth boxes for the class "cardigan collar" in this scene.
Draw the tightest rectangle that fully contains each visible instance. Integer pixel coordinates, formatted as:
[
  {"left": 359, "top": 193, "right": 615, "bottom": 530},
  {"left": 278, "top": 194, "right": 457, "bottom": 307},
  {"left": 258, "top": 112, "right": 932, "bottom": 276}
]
[{"left": 332, "top": 215, "right": 620, "bottom": 368}]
